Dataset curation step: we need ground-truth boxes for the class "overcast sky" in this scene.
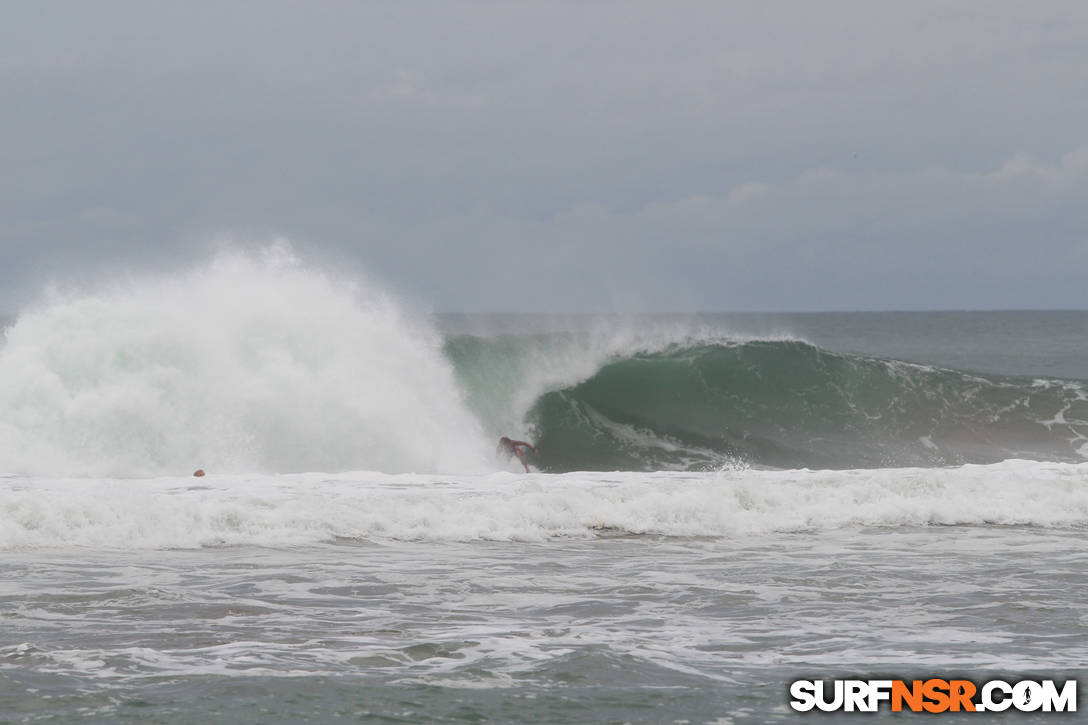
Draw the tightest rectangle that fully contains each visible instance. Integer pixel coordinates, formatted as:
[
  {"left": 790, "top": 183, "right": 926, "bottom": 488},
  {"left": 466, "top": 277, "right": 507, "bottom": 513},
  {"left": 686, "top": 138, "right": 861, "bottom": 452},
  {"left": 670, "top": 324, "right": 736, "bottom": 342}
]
[{"left": 2, "top": 1, "right": 1086, "bottom": 313}]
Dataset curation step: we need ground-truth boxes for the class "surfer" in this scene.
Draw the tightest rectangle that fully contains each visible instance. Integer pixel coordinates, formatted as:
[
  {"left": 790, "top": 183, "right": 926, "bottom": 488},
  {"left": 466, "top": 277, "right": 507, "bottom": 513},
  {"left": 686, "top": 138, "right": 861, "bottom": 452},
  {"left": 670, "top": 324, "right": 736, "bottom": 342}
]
[{"left": 497, "top": 437, "right": 538, "bottom": 473}]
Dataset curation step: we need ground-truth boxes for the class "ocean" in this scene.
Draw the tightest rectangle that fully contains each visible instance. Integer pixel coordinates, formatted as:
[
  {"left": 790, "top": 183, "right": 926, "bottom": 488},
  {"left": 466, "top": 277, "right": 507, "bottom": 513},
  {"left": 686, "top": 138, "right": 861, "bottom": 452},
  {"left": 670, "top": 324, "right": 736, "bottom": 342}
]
[{"left": 1, "top": 255, "right": 1085, "bottom": 723}]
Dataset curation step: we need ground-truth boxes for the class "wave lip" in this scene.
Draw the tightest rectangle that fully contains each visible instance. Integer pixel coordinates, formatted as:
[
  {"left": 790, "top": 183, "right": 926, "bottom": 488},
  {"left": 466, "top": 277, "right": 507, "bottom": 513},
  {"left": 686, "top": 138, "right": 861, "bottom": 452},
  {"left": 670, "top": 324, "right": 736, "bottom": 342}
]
[{"left": 2, "top": 461, "right": 1086, "bottom": 549}]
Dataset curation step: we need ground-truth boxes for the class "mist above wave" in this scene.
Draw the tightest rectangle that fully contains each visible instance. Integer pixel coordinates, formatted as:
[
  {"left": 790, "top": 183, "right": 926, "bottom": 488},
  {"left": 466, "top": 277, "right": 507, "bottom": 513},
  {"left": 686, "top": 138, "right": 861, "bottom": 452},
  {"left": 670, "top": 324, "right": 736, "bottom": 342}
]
[{"left": 0, "top": 246, "right": 489, "bottom": 476}]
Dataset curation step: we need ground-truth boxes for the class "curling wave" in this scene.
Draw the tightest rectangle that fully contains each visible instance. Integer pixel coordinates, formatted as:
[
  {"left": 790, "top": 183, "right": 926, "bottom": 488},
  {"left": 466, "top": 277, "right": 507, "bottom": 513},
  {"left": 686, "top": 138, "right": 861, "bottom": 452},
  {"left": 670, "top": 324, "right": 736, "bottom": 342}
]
[{"left": 449, "top": 336, "right": 1088, "bottom": 471}]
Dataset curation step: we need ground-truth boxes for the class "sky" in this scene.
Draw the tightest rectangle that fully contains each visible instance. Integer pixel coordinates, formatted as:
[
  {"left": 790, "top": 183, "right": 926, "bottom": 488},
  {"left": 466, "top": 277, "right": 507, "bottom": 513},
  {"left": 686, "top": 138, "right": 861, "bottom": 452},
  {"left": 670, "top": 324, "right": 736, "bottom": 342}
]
[{"left": 2, "top": 1, "right": 1086, "bottom": 313}]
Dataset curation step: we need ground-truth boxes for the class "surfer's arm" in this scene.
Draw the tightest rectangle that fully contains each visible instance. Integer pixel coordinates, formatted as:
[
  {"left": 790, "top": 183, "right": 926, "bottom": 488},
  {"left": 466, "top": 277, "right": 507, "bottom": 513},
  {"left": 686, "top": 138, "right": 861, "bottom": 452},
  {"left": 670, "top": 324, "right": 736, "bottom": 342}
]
[{"left": 510, "top": 441, "right": 539, "bottom": 455}]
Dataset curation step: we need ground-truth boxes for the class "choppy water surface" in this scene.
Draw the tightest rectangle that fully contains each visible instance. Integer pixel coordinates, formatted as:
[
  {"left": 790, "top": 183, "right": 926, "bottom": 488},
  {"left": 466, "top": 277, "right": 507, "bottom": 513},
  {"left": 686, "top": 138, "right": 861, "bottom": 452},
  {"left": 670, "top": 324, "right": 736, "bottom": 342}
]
[
  {"left": 4, "top": 527, "right": 1087, "bottom": 724},
  {"left": 2, "top": 468, "right": 1087, "bottom": 724}
]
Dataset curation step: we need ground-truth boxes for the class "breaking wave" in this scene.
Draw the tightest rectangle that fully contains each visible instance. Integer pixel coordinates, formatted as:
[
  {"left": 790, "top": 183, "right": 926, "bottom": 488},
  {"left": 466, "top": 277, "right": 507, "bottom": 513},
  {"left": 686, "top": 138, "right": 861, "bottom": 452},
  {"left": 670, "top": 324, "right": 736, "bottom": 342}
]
[
  {"left": 0, "top": 247, "right": 489, "bottom": 476},
  {"left": 1, "top": 247, "right": 1085, "bottom": 476},
  {"left": 449, "top": 336, "right": 1088, "bottom": 471}
]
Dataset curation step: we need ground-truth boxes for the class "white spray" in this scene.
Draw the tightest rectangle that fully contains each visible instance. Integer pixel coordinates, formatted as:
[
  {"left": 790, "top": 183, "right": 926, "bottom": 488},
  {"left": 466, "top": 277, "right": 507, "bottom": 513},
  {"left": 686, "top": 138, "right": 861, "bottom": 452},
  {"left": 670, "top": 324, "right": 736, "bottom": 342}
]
[{"left": 0, "top": 246, "right": 490, "bottom": 476}]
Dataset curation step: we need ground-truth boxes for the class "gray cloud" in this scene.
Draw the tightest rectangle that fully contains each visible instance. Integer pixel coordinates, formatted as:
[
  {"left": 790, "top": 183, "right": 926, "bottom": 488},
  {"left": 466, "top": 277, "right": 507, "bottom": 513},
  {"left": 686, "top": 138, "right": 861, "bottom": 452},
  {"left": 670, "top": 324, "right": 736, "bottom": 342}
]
[{"left": 2, "top": 1, "right": 1086, "bottom": 312}]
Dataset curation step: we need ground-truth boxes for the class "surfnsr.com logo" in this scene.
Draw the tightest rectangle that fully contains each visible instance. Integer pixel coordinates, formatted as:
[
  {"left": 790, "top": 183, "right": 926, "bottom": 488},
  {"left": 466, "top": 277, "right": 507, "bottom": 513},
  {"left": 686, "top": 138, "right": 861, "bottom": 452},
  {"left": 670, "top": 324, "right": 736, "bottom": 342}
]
[{"left": 789, "top": 679, "right": 1076, "bottom": 713}]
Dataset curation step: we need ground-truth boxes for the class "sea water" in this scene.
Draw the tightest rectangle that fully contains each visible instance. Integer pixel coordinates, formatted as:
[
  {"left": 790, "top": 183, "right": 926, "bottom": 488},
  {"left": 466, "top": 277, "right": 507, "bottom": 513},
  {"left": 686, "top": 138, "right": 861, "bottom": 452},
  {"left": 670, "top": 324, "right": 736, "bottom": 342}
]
[{"left": 1, "top": 252, "right": 1085, "bottom": 723}]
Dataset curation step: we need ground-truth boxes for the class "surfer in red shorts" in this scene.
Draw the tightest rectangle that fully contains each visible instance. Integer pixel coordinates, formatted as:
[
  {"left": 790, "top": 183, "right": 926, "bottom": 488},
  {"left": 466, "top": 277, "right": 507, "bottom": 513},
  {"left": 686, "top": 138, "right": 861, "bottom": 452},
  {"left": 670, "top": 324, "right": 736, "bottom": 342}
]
[{"left": 497, "top": 437, "right": 539, "bottom": 473}]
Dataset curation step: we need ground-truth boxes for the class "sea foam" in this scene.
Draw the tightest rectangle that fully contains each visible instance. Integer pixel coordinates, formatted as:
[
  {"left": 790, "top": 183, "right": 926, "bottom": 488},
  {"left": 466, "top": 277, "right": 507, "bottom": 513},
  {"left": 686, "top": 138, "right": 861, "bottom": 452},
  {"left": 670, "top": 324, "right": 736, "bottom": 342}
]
[{"left": 1, "top": 460, "right": 1085, "bottom": 549}]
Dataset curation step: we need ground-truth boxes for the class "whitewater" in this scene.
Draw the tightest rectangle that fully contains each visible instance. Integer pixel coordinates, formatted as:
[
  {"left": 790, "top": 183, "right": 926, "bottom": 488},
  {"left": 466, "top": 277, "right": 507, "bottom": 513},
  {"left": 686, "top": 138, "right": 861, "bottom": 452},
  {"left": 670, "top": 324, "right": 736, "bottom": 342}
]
[
  {"left": 3, "top": 462, "right": 1088, "bottom": 550},
  {"left": 2, "top": 251, "right": 1086, "bottom": 723}
]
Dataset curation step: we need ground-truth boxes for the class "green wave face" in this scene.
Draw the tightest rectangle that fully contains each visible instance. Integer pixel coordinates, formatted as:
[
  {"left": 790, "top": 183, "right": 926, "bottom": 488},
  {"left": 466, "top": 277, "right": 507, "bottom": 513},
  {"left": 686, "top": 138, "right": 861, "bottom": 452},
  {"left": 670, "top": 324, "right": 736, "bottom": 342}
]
[{"left": 448, "top": 337, "right": 1088, "bottom": 472}]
